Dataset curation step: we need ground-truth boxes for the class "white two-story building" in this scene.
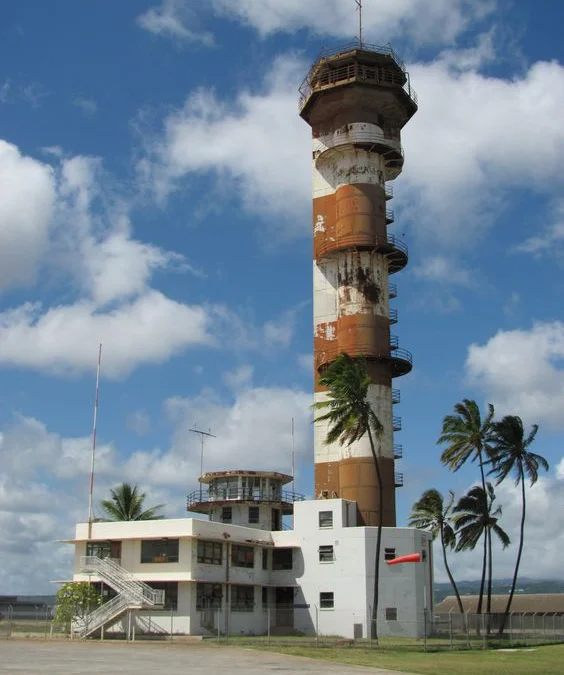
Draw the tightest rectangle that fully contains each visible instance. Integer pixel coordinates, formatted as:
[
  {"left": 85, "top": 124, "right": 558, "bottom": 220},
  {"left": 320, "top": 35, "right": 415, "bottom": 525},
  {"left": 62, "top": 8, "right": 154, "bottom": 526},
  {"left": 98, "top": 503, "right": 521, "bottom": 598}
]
[{"left": 68, "top": 470, "right": 432, "bottom": 639}]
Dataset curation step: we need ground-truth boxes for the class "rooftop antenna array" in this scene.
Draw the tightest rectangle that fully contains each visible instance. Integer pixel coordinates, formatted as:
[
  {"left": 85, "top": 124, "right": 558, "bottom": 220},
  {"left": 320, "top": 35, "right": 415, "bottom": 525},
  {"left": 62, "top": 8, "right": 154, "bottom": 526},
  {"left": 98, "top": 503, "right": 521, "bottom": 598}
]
[
  {"left": 189, "top": 426, "right": 216, "bottom": 500},
  {"left": 355, "top": 0, "right": 363, "bottom": 47},
  {"left": 87, "top": 343, "right": 102, "bottom": 541}
]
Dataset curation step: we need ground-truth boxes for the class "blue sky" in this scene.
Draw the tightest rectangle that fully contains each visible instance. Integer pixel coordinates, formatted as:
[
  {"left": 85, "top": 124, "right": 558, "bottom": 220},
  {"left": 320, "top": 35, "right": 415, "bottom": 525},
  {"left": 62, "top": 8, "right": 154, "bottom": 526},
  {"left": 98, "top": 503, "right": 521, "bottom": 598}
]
[{"left": 2, "top": 0, "right": 564, "bottom": 593}]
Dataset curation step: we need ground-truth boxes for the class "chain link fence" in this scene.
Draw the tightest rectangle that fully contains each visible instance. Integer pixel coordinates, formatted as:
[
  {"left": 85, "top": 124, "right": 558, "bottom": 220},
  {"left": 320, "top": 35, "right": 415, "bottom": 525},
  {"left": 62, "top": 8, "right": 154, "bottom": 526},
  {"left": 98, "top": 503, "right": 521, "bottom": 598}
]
[{"left": 3, "top": 604, "right": 564, "bottom": 651}]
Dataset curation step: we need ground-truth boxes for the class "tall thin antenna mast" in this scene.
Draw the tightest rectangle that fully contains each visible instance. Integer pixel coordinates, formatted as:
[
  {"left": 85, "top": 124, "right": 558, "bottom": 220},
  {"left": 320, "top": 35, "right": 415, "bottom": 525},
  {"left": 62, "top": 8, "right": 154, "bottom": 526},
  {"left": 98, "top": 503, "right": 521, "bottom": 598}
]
[
  {"left": 291, "top": 418, "right": 296, "bottom": 494},
  {"left": 189, "top": 427, "right": 216, "bottom": 500},
  {"left": 355, "top": 0, "right": 363, "bottom": 47},
  {"left": 87, "top": 343, "right": 102, "bottom": 540}
]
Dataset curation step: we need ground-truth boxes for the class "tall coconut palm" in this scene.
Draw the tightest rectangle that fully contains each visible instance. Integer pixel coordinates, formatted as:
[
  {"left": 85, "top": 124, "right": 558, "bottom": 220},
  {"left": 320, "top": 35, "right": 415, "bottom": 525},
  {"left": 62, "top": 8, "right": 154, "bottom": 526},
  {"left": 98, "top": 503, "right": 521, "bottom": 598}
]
[
  {"left": 438, "top": 399, "right": 495, "bottom": 614},
  {"left": 453, "top": 483, "right": 510, "bottom": 618},
  {"left": 489, "top": 416, "right": 548, "bottom": 635},
  {"left": 312, "top": 353, "right": 383, "bottom": 639},
  {"left": 409, "top": 489, "right": 464, "bottom": 613},
  {"left": 438, "top": 399, "right": 495, "bottom": 490},
  {"left": 99, "top": 483, "right": 165, "bottom": 521}
]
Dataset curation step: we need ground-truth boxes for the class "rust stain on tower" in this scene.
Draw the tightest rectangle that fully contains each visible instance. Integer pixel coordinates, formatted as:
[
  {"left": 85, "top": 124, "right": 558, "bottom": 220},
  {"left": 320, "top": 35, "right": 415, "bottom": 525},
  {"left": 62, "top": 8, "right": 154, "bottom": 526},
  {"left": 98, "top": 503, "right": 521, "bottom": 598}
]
[{"left": 300, "top": 42, "right": 417, "bottom": 527}]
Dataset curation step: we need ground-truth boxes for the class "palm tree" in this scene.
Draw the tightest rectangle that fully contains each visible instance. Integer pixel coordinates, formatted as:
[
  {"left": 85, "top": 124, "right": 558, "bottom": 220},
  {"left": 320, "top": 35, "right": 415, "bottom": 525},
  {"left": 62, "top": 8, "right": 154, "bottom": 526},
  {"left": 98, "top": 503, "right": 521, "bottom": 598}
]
[
  {"left": 438, "top": 399, "right": 495, "bottom": 490},
  {"left": 99, "top": 483, "right": 165, "bottom": 521},
  {"left": 312, "top": 353, "right": 383, "bottom": 639},
  {"left": 409, "top": 489, "right": 464, "bottom": 613},
  {"left": 489, "top": 416, "right": 548, "bottom": 635},
  {"left": 438, "top": 399, "right": 495, "bottom": 614},
  {"left": 453, "top": 483, "right": 510, "bottom": 619}
]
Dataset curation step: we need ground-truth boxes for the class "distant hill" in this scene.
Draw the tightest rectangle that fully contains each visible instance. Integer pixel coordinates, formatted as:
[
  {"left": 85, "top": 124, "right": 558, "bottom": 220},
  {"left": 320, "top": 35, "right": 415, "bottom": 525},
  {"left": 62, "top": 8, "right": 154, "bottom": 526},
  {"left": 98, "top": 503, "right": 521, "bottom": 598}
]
[{"left": 434, "top": 579, "right": 564, "bottom": 602}]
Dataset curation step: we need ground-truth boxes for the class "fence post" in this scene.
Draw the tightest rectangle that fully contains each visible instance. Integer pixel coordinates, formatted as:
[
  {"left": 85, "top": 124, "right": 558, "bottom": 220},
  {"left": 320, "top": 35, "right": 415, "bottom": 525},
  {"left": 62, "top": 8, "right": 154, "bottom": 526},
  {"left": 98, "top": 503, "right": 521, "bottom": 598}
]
[
  {"left": 170, "top": 607, "right": 174, "bottom": 642},
  {"left": 267, "top": 607, "right": 271, "bottom": 647},
  {"left": 465, "top": 612, "right": 470, "bottom": 650},
  {"left": 449, "top": 611, "right": 453, "bottom": 651},
  {"left": 482, "top": 614, "right": 487, "bottom": 650},
  {"left": 217, "top": 609, "right": 221, "bottom": 643},
  {"left": 423, "top": 610, "right": 427, "bottom": 653}
]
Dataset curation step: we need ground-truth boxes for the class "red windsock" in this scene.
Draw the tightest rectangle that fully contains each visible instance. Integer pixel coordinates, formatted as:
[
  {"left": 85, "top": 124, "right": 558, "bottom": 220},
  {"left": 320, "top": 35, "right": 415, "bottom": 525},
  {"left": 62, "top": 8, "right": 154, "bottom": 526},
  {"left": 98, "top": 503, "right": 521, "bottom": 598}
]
[{"left": 386, "top": 553, "right": 421, "bottom": 565}]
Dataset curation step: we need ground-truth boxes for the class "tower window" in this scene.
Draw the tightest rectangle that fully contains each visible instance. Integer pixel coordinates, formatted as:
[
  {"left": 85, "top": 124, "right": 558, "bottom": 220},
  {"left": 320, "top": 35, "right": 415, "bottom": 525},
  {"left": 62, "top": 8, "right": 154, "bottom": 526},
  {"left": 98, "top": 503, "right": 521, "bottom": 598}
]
[
  {"left": 222, "top": 507, "right": 232, "bottom": 523},
  {"left": 386, "top": 607, "right": 398, "bottom": 621},
  {"left": 319, "top": 511, "right": 333, "bottom": 528},
  {"left": 319, "top": 592, "right": 334, "bottom": 609},
  {"left": 384, "top": 548, "right": 396, "bottom": 561},
  {"left": 318, "top": 545, "right": 334, "bottom": 562},
  {"left": 249, "top": 506, "right": 259, "bottom": 524}
]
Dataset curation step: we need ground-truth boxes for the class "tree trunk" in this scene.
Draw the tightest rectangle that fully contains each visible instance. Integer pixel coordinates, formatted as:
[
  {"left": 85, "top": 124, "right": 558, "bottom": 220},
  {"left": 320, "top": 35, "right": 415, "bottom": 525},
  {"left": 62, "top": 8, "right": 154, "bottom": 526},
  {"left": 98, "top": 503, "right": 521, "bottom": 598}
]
[
  {"left": 498, "top": 467, "right": 526, "bottom": 637},
  {"left": 440, "top": 528, "right": 464, "bottom": 614},
  {"left": 367, "top": 426, "right": 382, "bottom": 641},
  {"left": 486, "top": 526, "right": 493, "bottom": 635},
  {"left": 477, "top": 532, "right": 487, "bottom": 615}
]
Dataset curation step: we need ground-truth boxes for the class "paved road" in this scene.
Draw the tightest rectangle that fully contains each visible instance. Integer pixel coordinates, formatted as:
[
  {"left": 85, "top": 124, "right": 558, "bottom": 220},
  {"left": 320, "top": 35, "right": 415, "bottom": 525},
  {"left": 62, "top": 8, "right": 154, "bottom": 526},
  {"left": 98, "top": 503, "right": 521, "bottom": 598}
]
[{"left": 0, "top": 640, "right": 413, "bottom": 674}]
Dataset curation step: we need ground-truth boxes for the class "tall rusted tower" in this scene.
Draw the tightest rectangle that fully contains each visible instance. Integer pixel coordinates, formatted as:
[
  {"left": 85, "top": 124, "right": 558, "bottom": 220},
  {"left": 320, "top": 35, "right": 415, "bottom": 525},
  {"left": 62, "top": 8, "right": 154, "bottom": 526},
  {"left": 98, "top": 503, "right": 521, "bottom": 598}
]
[{"left": 299, "top": 42, "right": 417, "bottom": 526}]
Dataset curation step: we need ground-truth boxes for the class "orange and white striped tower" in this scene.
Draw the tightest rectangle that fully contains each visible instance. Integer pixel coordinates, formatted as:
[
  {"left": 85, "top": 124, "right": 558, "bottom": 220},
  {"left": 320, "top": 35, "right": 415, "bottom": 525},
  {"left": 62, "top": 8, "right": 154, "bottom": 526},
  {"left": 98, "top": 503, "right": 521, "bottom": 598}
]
[{"left": 299, "top": 43, "right": 417, "bottom": 526}]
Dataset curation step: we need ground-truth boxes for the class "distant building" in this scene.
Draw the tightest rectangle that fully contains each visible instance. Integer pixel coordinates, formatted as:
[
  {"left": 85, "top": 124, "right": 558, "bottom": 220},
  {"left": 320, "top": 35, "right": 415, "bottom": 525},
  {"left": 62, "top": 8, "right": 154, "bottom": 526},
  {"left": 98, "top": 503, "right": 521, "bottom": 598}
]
[{"left": 67, "top": 470, "right": 431, "bottom": 639}]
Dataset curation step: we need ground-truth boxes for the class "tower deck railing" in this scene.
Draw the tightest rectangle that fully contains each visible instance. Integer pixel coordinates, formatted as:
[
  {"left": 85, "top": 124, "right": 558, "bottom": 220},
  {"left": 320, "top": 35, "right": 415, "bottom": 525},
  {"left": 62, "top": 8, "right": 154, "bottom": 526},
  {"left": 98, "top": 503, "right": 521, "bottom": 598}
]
[
  {"left": 187, "top": 488, "right": 305, "bottom": 510},
  {"left": 299, "top": 42, "right": 417, "bottom": 110}
]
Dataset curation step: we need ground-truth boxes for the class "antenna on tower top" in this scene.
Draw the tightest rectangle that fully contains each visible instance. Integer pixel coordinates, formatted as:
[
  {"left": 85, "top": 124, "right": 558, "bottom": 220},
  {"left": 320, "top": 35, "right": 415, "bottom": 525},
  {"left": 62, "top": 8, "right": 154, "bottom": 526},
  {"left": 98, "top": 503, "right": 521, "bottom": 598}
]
[
  {"left": 355, "top": 0, "right": 363, "bottom": 47},
  {"left": 189, "top": 427, "right": 216, "bottom": 500}
]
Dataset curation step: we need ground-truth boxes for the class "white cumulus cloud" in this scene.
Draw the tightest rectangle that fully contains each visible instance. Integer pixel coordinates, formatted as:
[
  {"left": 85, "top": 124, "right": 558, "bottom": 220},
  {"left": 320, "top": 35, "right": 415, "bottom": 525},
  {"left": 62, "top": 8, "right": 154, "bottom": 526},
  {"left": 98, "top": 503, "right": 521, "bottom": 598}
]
[{"left": 465, "top": 322, "right": 564, "bottom": 429}]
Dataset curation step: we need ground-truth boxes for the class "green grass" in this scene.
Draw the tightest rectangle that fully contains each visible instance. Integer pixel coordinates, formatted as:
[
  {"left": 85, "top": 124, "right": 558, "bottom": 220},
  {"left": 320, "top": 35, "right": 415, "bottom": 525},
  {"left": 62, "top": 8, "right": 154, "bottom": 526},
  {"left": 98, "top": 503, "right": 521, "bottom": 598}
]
[{"left": 247, "top": 643, "right": 564, "bottom": 675}]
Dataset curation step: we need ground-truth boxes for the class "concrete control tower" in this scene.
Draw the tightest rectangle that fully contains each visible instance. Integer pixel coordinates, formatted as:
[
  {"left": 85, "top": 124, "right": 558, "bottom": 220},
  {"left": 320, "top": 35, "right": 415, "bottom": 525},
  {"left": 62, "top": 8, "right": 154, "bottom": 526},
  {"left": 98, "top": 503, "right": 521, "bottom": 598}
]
[{"left": 299, "top": 42, "right": 417, "bottom": 527}]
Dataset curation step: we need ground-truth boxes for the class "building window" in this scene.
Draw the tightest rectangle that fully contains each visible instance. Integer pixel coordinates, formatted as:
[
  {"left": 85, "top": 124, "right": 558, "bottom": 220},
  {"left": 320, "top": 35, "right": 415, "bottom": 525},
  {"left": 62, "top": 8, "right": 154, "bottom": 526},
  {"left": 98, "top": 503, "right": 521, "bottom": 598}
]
[
  {"left": 231, "top": 585, "right": 255, "bottom": 612},
  {"left": 318, "top": 545, "right": 334, "bottom": 562},
  {"left": 231, "top": 544, "right": 254, "bottom": 568},
  {"left": 384, "top": 548, "right": 396, "bottom": 561},
  {"left": 148, "top": 582, "right": 178, "bottom": 610},
  {"left": 385, "top": 607, "right": 398, "bottom": 621},
  {"left": 140, "top": 539, "right": 179, "bottom": 563},
  {"left": 222, "top": 507, "right": 232, "bottom": 523},
  {"left": 319, "top": 592, "right": 334, "bottom": 609},
  {"left": 272, "top": 548, "right": 293, "bottom": 570},
  {"left": 249, "top": 506, "right": 259, "bottom": 524},
  {"left": 262, "top": 587, "right": 268, "bottom": 610},
  {"left": 197, "top": 540, "right": 223, "bottom": 565},
  {"left": 319, "top": 511, "right": 333, "bottom": 528},
  {"left": 196, "top": 583, "right": 222, "bottom": 610},
  {"left": 86, "top": 541, "right": 111, "bottom": 559},
  {"left": 262, "top": 549, "right": 269, "bottom": 570}
]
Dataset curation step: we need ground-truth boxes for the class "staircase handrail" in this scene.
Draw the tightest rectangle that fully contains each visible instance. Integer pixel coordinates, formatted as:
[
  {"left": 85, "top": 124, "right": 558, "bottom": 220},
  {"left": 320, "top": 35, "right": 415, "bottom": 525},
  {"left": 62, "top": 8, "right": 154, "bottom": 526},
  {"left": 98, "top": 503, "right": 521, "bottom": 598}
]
[
  {"left": 80, "top": 594, "right": 131, "bottom": 638},
  {"left": 80, "top": 556, "right": 164, "bottom": 606}
]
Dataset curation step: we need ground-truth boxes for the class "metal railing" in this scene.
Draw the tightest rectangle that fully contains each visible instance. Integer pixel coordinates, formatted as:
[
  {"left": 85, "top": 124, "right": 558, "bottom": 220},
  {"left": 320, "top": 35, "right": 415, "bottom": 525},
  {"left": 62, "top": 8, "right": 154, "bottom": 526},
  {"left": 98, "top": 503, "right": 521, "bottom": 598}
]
[
  {"left": 385, "top": 184, "right": 393, "bottom": 200},
  {"left": 393, "top": 444, "right": 403, "bottom": 459},
  {"left": 79, "top": 594, "right": 131, "bottom": 638},
  {"left": 386, "top": 209, "right": 394, "bottom": 224},
  {"left": 390, "top": 335, "right": 399, "bottom": 349},
  {"left": 388, "top": 283, "right": 397, "bottom": 298},
  {"left": 393, "top": 416, "right": 402, "bottom": 432},
  {"left": 392, "top": 388, "right": 400, "bottom": 404},
  {"left": 81, "top": 557, "right": 163, "bottom": 606},
  {"left": 299, "top": 41, "right": 417, "bottom": 110},
  {"left": 377, "top": 234, "right": 408, "bottom": 257},
  {"left": 187, "top": 488, "right": 305, "bottom": 509},
  {"left": 313, "top": 128, "right": 402, "bottom": 159},
  {"left": 395, "top": 472, "right": 404, "bottom": 487},
  {"left": 391, "top": 347, "right": 413, "bottom": 367},
  {"left": 389, "top": 308, "right": 398, "bottom": 324}
]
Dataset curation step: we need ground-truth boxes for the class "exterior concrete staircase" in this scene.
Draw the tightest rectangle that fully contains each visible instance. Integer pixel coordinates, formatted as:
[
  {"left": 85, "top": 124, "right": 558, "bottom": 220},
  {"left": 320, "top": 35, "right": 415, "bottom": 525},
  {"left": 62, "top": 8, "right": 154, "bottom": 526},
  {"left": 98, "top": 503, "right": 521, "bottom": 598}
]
[{"left": 78, "top": 556, "right": 165, "bottom": 638}]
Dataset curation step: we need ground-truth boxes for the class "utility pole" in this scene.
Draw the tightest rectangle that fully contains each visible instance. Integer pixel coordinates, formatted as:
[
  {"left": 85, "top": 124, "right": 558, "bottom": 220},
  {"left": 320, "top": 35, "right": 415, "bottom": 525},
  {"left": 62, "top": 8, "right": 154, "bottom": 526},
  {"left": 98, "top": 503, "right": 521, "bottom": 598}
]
[
  {"left": 189, "top": 427, "right": 216, "bottom": 500},
  {"left": 87, "top": 344, "right": 102, "bottom": 541}
]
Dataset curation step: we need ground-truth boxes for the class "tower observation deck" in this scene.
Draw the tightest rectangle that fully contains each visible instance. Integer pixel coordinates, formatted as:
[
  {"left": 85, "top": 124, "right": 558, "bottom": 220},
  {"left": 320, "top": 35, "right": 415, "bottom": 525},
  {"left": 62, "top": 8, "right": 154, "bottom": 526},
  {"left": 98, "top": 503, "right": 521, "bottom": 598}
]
[{"left": 299, "top": 41, "right": 417, "bottom": 527}]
